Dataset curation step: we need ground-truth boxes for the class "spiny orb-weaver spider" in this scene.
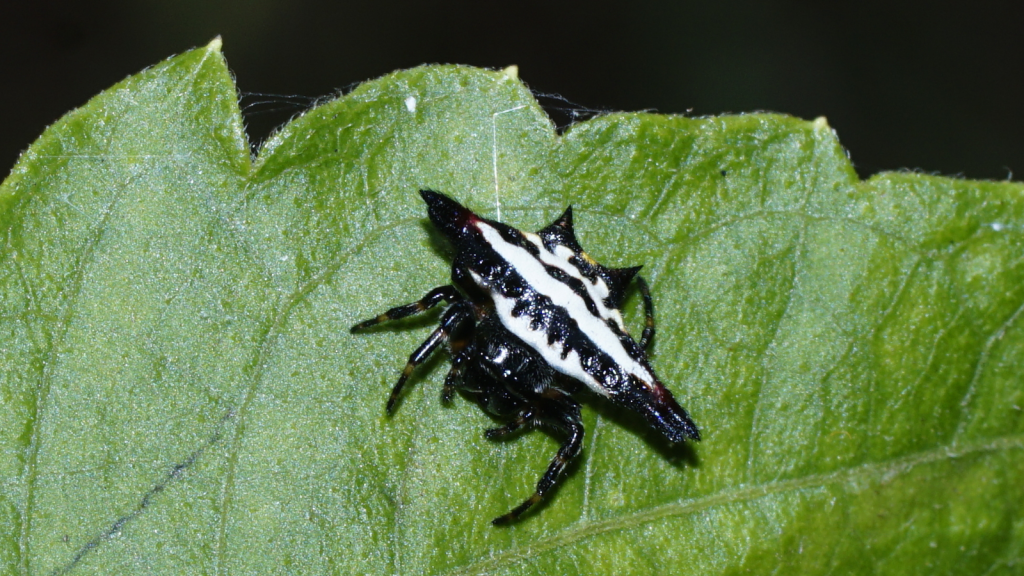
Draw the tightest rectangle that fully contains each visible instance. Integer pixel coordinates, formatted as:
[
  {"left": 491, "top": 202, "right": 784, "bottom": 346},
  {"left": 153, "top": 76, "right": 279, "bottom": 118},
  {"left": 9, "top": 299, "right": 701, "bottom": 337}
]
[{"left": 350, "top": 190, "right": 699, "bottom": 524}]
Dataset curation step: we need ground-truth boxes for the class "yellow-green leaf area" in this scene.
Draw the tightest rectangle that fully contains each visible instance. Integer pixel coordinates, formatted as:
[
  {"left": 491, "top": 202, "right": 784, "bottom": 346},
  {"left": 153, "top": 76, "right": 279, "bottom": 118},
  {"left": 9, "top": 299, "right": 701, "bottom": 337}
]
[{"left": 1, "top": 42, "right": 1021, "bottom": 575}]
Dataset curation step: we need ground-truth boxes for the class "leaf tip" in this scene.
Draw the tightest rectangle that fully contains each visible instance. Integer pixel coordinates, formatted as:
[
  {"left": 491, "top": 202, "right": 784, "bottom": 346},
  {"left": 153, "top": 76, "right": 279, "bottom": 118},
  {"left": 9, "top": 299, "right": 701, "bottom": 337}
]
[
  {"left": 501, "top": 65, "right": 519, "bottom": 80},
  {"left": 206, "top": 36, "right": 224, "bottom": 53}
]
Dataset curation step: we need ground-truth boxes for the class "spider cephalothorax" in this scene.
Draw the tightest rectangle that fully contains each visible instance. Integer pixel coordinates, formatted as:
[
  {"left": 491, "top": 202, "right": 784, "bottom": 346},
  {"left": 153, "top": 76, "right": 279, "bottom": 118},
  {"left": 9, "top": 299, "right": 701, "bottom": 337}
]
[{"left": 350, "top": 190, "right": 699, "bottom": 524}]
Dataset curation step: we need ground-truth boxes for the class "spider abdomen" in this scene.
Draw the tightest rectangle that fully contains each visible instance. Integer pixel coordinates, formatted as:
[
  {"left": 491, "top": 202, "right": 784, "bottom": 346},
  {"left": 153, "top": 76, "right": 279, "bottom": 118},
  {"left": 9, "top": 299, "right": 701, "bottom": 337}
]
[{"left": 423, "top": 191, "right": 698, "bottom": 443}]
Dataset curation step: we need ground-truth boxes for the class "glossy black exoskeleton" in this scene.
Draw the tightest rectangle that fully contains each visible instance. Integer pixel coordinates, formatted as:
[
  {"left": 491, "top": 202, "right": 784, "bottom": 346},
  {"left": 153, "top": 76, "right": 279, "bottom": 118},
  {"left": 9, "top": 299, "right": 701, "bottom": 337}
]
[{"left": 350, "top": 191, "right": 699, "bottom": 524}]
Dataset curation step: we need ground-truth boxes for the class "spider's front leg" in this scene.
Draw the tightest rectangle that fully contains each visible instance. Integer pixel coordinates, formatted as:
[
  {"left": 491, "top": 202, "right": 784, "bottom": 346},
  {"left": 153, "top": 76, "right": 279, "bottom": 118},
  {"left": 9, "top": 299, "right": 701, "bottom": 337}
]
[
  {"left": 352, "top": 285, "right": 475, "bottom": 413},
  {"left": 349, "top": 285, "right": 462, "bottom": 332},
  {"left": 381, "top": 300, "right": 476, "bottom": 414}
]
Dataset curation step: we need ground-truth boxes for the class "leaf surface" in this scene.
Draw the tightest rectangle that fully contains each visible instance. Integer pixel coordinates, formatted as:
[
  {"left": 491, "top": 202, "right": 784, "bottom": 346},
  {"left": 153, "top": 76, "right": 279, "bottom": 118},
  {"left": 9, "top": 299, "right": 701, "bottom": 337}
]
[{"left": 1, "top": 42, "right": 1022, "bottom": 575}]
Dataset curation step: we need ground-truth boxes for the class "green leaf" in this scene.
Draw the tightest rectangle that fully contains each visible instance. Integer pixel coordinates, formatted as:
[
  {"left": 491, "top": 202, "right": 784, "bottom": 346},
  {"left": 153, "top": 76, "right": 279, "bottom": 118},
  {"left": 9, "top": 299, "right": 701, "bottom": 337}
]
[{"left": 2, "top": 41, "right": 1022, "bottom": 575}]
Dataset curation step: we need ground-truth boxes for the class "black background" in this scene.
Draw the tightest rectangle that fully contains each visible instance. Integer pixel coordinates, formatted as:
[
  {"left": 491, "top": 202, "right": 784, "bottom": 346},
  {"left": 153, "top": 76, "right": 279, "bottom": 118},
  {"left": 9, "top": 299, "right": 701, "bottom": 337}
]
[{"left": 2, "top": 1, "right": 1021, "bottom": 181}]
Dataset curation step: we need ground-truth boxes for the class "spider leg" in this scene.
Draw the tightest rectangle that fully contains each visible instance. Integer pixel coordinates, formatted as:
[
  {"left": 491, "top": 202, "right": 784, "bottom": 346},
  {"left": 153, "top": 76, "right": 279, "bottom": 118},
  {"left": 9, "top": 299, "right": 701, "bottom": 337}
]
[
  {"left": 386, "top": 301, "right": 474, "bottom": 414},
  {"left": 483, "top": 406, "right": 537, "bottom": 439},
  {"left": 636, "top": 275, "right": 655, "bottom": 351},
  {"left": 441, "top": 323, "right": 476, "bottom": 404},
  {"left": 441, "top": 363, "right": 462, "bottom": 404},
  {"left": 492, "top": 395, "right": 584, "bottom": 525},
  {"left": 350, "top": 285, "right": 462, "bottom": 332}
]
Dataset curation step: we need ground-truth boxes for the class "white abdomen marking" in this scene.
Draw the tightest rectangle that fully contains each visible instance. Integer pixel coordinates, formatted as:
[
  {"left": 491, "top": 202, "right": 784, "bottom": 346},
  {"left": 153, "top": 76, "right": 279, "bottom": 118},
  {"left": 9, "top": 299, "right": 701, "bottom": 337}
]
[{"left": 474, "top": 223, "right": 655, "bottom": 395}]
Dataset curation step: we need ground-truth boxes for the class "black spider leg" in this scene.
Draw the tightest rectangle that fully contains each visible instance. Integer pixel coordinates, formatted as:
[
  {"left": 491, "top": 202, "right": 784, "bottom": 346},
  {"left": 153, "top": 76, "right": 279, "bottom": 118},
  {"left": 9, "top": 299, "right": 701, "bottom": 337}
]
[
  {"left": 349, "top": 285, "right": 463, "bottom": 332},
  {"left": 442, "top": 362, "right": 463, "bottom": 404},
  {"left": 441, "top": 314, "right": 477, "bottom": 404},
  {"left": 490, "top": 392, "right": 584, "bottom": 525},
  {"left": 635, "top": 275, "right": 655, "bottom": 351},
  {"left": 483, "top": 406, "right": 536, "bottom": 439},
  {"left": 384, "top": 301, "right": 475, "bottom": 414}
]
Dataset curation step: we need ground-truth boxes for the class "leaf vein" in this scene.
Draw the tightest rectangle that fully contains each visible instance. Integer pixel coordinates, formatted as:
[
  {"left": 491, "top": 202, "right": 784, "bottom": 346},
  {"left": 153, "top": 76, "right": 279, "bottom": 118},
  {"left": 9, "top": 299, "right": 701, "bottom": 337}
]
[
  {"left": 19, "top": 172, "right": 131, "bottom": 576},
  {"left": 212, "top": 215, "right": 422, "bottom": 575},
  {"left": 744, "top": 220, "right": 806, "bottom": 484},
  {"left": 442, "top": 433, "right": 1024, "bottom": 576},
  {"left": 953, "top": 295, "right": 1024, "bottom": 441}
]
